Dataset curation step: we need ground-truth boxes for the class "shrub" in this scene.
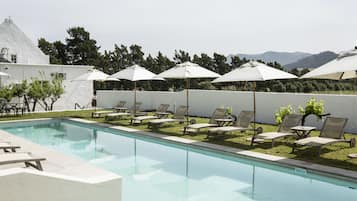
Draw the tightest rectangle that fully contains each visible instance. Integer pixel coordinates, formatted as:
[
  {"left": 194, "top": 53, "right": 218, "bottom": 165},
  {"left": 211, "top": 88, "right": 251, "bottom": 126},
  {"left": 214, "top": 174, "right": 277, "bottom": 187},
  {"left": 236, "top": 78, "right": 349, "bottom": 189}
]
[
  {"left": 275, "top": 105, "right": 293, "bottom": 124},
  {"left": 299, "top": 98, "right": 324, "bottom": 125}
]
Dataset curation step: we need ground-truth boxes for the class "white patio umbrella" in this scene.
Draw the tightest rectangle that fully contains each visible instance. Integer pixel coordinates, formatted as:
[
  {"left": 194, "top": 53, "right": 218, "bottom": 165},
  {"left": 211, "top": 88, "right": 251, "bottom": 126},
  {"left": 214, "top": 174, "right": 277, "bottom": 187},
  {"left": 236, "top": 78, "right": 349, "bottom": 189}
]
[
  {"left": 212, "top": 61, "right": 297, "bottom": 138},
  {"left": 72, "top": 69, "right": 114, "bottom": 82},
  {"left": 300, "top": 48, "right": 357, "bottom": 159},
  {"left": 156, "top": 61, "right": 220, "bottom": 124},
  {"left": 72, "top": 69, "right": 119, "bottom": 110},
  {"left": 301, "top": 48, "right": 357, "bottom": 80},
  {"left": 109, "top": 64, "right": 164, "bottom": 115}
]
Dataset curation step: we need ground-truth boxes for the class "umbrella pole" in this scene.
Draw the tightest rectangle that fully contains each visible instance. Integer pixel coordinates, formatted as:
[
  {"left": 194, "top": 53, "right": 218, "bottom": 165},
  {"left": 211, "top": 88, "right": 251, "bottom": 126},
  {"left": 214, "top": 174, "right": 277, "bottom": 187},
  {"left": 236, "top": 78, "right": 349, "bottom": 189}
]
[
  {"left": 94, "top": 81, "right": 97, "bottom": 112},
  {"left": 134, "top": 81, "right": 137, "bottom": 116},
  {"left": 251, "top": 82, "right": 257, "bottom": 145},
  {"left": 186, "top": 79, "right": 190, "bottom": 125}
]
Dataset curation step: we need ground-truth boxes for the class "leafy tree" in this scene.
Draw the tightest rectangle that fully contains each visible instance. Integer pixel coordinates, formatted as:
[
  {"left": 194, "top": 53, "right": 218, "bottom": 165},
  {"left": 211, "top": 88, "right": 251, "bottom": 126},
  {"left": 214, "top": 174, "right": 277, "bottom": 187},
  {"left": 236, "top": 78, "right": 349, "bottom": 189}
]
[
  {"left": 65, "top": 27, "right": 100, "bottom": 65},
  {"left": 0, "top": 85, "right": 13, "bottom": 101},
  {"left": 38, "top": 38, "right": 63, "bottom": 64},
  {"left": 129, "top": 44, "right": 145, "bottom": 65},
  {"left": 28, "top": 79, "right": 45, "bottom": 111},
  {"left": 213, "top": 53, "right": 230, "bottom": 75},
  {"left": 173, "top": 50, "right": 191, "bottom": 63}
]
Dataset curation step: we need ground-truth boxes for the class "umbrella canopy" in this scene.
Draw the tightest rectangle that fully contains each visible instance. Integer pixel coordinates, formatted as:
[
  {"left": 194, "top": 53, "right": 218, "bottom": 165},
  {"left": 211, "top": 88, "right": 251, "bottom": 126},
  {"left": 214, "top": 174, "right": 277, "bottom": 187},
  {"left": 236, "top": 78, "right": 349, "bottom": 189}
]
[
  {"left": 212, "top": 61, "right": 297, "bottom": 83},
  {"left": 300, "top": 49, "right": 357, "bottom": 80},
  {"left": 72, "top": 69, "right": 118, "bottom": 111},
  {"left": 156, "top": 61, "right": 220, "bottom": 124},
  {"left": 156, "top": 61, "right": 220, "bottom": 79},
  {"left": 212, "top": 61, "right": 297, "bottom": 143},
  {"left": 72, "top": 69, "right": 114, "bottom": 81},
  {"left": 109, "top": 64, "right": 163, "bottom": 115},
  {"left": 109, "top": 64, "right": 163, "bottom": 81}
]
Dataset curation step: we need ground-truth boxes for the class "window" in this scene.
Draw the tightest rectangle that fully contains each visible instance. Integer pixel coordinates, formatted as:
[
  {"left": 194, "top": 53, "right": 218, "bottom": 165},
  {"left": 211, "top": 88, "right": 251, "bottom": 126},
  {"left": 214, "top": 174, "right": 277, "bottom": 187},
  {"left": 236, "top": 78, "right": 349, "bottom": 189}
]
[
  {"left": 51, "top": 72, "right": 66, "bottom": 80},
  {"left": 11, "top": 54, "right": 17, "bottom": 63}
]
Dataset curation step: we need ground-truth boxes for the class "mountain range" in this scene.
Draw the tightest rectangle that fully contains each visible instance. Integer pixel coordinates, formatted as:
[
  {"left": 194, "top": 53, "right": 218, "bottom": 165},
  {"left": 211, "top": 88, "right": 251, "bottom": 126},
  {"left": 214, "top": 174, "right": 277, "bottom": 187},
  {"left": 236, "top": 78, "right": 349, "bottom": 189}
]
[
  {"left": 284, "top": 51, "right": 338, "bottom": 70},
  {"left": 228, "top": 51, "right": 338, "bottom": 70}
]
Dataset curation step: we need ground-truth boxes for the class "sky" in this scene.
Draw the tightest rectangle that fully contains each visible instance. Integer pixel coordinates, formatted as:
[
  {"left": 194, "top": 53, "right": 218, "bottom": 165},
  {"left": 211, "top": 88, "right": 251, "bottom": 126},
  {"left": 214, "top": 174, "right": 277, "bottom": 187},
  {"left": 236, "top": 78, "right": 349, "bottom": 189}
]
[{"left": 1, "top": 0, "right": 357, "bottom": 57}]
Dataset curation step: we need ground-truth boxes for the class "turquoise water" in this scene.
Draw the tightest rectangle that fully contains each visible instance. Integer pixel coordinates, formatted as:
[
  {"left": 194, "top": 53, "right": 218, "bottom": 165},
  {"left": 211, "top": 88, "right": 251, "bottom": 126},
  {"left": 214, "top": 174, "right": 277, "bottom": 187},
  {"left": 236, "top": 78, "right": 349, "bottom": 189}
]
[{"left": 1, "top": 119, "right": 357, "bottom": 201}]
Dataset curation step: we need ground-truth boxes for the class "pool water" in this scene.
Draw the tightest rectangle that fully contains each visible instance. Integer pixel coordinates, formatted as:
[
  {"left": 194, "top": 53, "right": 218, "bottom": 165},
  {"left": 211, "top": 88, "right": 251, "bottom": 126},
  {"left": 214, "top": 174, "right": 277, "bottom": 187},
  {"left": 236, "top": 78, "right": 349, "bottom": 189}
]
[{"left": 1, "top": 119, "right": 356, "bottom": 201}]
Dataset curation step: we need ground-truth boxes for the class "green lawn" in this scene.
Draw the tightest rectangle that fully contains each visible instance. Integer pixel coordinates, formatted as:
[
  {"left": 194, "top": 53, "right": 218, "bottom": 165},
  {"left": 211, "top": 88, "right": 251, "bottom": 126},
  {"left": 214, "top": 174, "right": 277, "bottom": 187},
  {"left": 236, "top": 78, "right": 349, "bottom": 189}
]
[{"left": 1, "top": 110, "right": 357, "bottom": 171}]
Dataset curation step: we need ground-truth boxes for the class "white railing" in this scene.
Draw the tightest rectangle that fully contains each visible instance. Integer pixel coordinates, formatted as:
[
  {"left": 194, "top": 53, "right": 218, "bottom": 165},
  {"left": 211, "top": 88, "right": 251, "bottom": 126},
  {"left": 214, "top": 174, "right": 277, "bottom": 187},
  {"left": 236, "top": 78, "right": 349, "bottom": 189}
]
[{"left": 97, "top": 89, "right": 357, "bottom": 133}]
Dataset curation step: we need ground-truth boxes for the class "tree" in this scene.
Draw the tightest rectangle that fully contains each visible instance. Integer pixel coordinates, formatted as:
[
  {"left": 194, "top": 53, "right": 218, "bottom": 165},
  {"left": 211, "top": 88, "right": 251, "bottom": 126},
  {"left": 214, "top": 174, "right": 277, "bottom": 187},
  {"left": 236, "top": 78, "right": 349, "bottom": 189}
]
[
  {"left": 213, "top": 53, "right": 230, "bottom": 75},
  {"left": 48, "top": 75, "right": 65, "bottom": 110},
  {"left": 38, "top": 38, "right": 62, "bottom": 64},
  {"left": 129, "top": 44, "right": 145, "bottom": 65},
  {"left": 27, "top": 73, "right": 65, "bottom": 111},
  {"left": 173, "top": 50, "right": 191, "bottom": 63},
  {"left": 65, "top": 27, "right": 100, "bottom": 65},
  {"left": 28, "top": 79, "right": 45, "bottom": 111}
]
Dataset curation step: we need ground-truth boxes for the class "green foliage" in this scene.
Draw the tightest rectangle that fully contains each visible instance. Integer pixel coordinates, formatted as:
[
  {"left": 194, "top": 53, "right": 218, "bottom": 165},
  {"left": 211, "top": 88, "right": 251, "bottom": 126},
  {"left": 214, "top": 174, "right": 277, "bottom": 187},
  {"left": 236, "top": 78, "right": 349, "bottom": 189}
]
[
  {"left": 299, "top": 98, "right": 324, "bottom": 118},
  {"left": 0, "top": 85, "right": 13, "bottom": 101},
  {"left": 275, "top": 105, "right": 294, "bottom": 124},
  {"left": 26, "top": 73, "right": 65, "bottom": 111},
  {"left": 37, "top": 26, "right": 357, "bottom": 93},
  {"left": 225, "top": 106, "right": 233, "bottom": 115}
]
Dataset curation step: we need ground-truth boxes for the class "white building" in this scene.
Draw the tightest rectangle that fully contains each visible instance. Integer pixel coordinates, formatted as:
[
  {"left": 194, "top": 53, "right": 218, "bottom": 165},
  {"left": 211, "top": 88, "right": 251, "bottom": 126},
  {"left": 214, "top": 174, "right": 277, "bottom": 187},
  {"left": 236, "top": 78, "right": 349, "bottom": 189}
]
[{"left": 0, "top": 18, "right": 93, "bottom": 111}]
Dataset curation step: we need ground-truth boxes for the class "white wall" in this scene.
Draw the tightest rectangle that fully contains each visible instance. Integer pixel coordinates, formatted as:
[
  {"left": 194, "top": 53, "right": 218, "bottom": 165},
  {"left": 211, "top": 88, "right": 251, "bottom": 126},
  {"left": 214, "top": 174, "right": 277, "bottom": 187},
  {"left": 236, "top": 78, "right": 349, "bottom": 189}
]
[
  {"left": 0, "top": 63, "right": 93, "bottom": 111},
  {"left": 97, "top": 89, "right": 357, "bottom": 133},
  {"left": 0, "top": 168, "right": 121, "bottom": 201}
]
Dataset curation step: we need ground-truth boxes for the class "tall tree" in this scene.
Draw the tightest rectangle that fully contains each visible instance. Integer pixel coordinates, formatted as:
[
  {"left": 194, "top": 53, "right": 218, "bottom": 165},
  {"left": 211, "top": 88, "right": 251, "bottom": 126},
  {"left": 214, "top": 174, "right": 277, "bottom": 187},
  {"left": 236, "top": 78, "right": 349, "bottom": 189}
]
[
  {"left": 65, "top": 27, "right": 100, "bottom": 65},
  {"left": 173, "top": 50, "right": 191, "bottom": 63},
  {"left": 38, "top": 38, "right": 65, "bottom": 64},
  {"left": 213, "top": 53, "right": 230, "bottom": 75}
]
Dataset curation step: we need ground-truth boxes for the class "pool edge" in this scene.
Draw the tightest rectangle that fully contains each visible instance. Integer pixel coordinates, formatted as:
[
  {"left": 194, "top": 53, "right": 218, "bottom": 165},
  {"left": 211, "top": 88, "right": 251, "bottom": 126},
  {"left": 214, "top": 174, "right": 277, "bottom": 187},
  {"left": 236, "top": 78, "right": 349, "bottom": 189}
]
[{"left": 2, "top": 117, "right": 357, "bottom": 183}]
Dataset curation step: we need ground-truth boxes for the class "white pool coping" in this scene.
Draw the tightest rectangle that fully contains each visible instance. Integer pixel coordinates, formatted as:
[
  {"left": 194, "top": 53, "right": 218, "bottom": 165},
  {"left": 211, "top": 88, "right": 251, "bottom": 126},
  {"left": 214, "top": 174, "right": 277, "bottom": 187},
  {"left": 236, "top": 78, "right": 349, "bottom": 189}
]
[{"left": 1, "top": 117, "right": 357, "bottom": 183}]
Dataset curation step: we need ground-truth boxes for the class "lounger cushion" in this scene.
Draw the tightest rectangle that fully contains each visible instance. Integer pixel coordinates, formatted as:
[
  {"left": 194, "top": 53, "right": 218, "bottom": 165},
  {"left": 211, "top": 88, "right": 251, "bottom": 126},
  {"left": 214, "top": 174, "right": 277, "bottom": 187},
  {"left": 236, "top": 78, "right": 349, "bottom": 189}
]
[
  {"left": 93, "top": 111, "right": 113, "bottom": 115},
  {"left": 209, "top": 126, "right": 249, "bottom": 133},
  {"left": 187, "top": 123, "right": 217, "bottom": 129},
  {"left": 0, "top": 142, "right": 20, "bottom": 149},
  {"left": 295, "top": 137, "right": 344, "bottom": 147},
  {"left": 256, "top": 132, "right": 294, "bottom": 140},
  {"left": 134, "top": 116, "right": 158, "bottom": 121},
  {"left": 106, "top": 112, "right": 130, "bottom": 117},
  {"left": 149, "top": 118, "right": 182, "bottom": 124},
  {"left": 0, "top": 153, "right": 45, "bottom": 165}
]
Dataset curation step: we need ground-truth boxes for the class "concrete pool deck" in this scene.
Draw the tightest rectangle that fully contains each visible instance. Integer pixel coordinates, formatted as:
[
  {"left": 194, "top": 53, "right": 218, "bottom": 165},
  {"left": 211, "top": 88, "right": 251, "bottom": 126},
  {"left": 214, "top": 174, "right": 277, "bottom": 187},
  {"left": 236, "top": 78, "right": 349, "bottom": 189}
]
[{"left": 0, "top": 118, "right": 121, "bottom": 201}]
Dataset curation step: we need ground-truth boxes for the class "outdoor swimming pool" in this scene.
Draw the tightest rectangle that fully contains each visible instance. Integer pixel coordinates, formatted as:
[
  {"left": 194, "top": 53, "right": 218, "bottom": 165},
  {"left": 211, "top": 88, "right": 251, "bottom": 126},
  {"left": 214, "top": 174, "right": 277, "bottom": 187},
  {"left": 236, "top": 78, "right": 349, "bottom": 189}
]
[{"left": 0, "top": 119, "right": 356, "bottom": 201}]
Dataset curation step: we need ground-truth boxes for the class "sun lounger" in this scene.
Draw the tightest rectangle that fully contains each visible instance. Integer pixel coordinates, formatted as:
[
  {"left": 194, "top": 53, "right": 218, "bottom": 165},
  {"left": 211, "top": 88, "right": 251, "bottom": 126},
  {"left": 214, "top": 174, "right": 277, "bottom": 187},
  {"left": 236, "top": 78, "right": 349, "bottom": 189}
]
[
  {"left": 183, "top": 108, "right": 226, "bottom": 134},
  {"left": 292, "top": 117, "right": 355, "bottom": 156},
  {"left": 251, "top": 114, "right": 302, "bottom": 147},
  {"left": 148, "top": 106, "right": 188, "bottom": 129},
  {"left": 131, "top": 104, "right": 170, "bottom": 124},
  {"left": 0, "top": 152, "right": 46, "bottom": 171},
  {"left": 91, "top": 110, "right": 114, "bottom": 118},
  {"left": 0, "top": 142, "right": 20, "bottom": 152},
  {"left": 207, "top": 110, "right": 254, "bottom": 136},
  {"left": 105, "top": 102, "right": 145, "bottom": 121},
  {"left": 113, "top": 101, "right": 127, "bottom": 112}
]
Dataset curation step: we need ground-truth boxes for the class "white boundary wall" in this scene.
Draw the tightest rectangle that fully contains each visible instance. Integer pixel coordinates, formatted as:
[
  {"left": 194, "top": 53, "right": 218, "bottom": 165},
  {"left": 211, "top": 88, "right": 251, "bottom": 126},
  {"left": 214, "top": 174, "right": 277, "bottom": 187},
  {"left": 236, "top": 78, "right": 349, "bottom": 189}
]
[
  {"left": 0, "top": 63, "right": 93, "bottom": 111},
  {"left": 97, "top": 89, "right": 357, "bottom": 133}
]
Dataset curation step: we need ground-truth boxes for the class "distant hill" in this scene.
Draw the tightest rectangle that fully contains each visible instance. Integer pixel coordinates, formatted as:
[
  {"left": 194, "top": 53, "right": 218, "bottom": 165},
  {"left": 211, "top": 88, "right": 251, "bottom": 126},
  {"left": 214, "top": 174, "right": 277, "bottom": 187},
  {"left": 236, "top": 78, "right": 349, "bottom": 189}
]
[
  {"left": 284, "top": 51, "right": 338, "bottom": 70},
  {"left": 228, "top": 51, "right": 312, "bottom": 65}
]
